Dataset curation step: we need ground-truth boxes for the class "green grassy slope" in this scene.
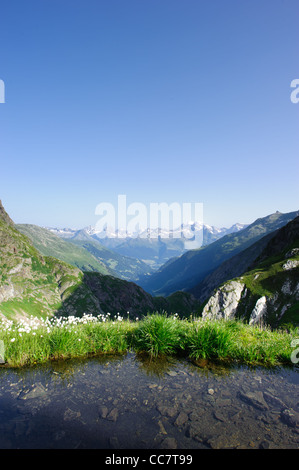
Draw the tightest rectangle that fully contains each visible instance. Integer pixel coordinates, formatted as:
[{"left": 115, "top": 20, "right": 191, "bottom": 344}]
[
  {"left": 0, "top": 215, "right": 90, "bottom": 319},
  {"left": 66, "top": 236, "right": 153, "bottom": 281},
  {"left": 16, "top": 224, "right": 114, "bottom": 275},
  {"left": 138, "top": 210, "right": 299, "bottom": 296}
]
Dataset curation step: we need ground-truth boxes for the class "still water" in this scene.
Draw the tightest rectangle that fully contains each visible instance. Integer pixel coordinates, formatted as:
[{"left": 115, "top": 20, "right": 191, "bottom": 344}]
[{"left": 0, "top": 353, "right": 298, "bottom": 449}]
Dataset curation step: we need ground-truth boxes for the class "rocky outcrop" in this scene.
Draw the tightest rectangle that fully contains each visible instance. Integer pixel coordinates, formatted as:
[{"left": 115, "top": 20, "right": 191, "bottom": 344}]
[
  {"left": 282, "top": 259, "right": 299, "bottom": 271},
  {"left": 201, "top": 272, "right": 299, "bottom": 327},
  {"left": 285, "top": 248, "right": 299, "bottom": 258},
  {"left": 249, "top": 297, "right": 267, "bottom": 325},
  {"left": 202, "top": 280, "right": 245, "bottom": 320},
  {"left": 0, "top": 284, "right": 17, "bottom": 303}
]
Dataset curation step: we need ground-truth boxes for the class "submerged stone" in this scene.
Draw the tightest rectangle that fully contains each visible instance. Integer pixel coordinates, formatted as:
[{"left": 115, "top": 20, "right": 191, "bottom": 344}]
[
  {"left": 159, "top": 437, "right": 178, "bottom": 449},
  {"left": 106, "top": 408, "right": 119, "bottom": 422},
  {"left": 174, "top": 411, "right": 189, "bottom": 427},
  {"left": 18, "top": 383, "right": 47, "bottom": 400},
  {"left": 281, "top": 409, "right": 299, "bottom": 428},
  {"left": 238, "top": 391, "right": 269, "bottom": 411}
]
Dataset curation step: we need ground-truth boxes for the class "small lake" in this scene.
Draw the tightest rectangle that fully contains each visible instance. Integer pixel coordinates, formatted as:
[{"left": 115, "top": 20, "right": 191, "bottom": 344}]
[{"left": 0, "top": 353, "right": 298, "bottom": 449}]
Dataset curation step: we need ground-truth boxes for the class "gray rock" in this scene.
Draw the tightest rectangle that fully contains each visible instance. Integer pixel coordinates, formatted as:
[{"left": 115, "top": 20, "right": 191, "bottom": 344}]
[
  {"left": 285, "top": 248, "right": 299, "bottom": 258},
  {"left": 157, "top": 404, "right": 178, "bottom": 418},
  {"left": 157, "top": 420, "right": 167, "bottom": 435},
  {"left": 106, "top": 408, "right": 119, "bottom": 422},
  {"left": 281, "top": 280, "right": 292, "bottom": 295},
  {"left": 263, "top": 391, "right": 286, "bottom": 410},
  {"left": 188, "top": 408, "right": 205, "bottom": 421},
  {"left": 202, "top": 280, "right": 245, "bottom": 320},
  {"left": 281, "top": 409, "right": 299, "bottom": 428},
  {"left": 99, "top": 406, "right": 109, "bottom": 419},
  {"left": 159, "top": 437, "right": 178, "bottom": 449},
  {"left": 166, "top": 370, "right": 177, "bottom": 377},
  {"left": 282, "top": 260, "right": 299, "bottom": 271},
  {"left": 18, "top": 383, "right": 47, "bottom": 400},
  {"left": 207, "top": 434, "right": 236, "bottom": 449},
  {"left": 64, "top": 408, "right": 81, "bottom": 421},
  {"left": 249, "top": 296, "right": 267, "bottom": 325},
  {"left": 259, "top": 440, "right": 277, "bottom": 449},
  {"left": 213, "top": 410, "right": 226, "bottom": 422},
  {"left": 259, "top": 440, "right": 270, "bottom": 449},
  {"left": 186, "top": 422, "right": 203, "bottom": 441},
  {"left": 174, "top": 411, "right": 189, "bottom": 427},
  {"left": 238, "top": 391, "right": 269, "bottom": 411}
]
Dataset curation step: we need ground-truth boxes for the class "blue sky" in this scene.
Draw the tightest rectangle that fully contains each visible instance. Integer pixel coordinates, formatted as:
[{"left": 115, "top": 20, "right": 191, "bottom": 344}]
[{"left": 0, "top": 0, "right": 298, "bottom": 228}]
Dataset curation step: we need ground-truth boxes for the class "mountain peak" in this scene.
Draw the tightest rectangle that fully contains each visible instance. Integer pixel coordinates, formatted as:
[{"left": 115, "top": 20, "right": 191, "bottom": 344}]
[{"left": 0, "top": 200, "right": 14, "bottom": 226}]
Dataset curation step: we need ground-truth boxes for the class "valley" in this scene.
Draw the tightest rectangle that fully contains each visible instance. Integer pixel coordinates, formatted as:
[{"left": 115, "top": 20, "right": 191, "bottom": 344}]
[{"left": 0, "top": 200, "right": 298, "bottom": 330}]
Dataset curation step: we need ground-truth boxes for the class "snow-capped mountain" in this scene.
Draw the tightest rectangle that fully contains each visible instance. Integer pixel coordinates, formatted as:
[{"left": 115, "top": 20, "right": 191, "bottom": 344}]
[
  {"left": 47, "top": 222, "right": 247, "bottom": 241},
  {"left": 44, "top": 221, "right": 248, "bottom": 270},
  {"left": 45, "top": 227, "right": 78, "bottom": 238}
]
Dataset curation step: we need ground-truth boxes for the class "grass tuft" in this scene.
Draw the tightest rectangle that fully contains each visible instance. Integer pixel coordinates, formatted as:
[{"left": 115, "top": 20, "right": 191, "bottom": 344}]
[
  {"left": 0, "top": 313, "right": 297, "bottom": 368},
  {"left": 130, "top": 313, "right": 185, "bottom": 357}
]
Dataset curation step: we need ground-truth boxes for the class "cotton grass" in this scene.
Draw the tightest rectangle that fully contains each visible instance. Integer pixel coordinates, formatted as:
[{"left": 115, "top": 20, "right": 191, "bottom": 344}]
[{"left": 0, "top": 313, "right": 297, "bottom": 368}]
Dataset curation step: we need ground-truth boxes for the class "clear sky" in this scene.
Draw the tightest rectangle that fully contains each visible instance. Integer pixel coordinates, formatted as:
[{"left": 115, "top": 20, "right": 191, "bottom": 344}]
[{"left": 0, "top": 0, "right": 298, "bottom": 229}]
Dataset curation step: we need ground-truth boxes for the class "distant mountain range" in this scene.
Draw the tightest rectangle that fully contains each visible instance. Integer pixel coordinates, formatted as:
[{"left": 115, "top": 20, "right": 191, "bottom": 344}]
[
  {"left": 47, "top": 222, "right": 247, "bottom": 241},
  {"left": 47, "top": 222, "right": 248, "bottom": 270}
]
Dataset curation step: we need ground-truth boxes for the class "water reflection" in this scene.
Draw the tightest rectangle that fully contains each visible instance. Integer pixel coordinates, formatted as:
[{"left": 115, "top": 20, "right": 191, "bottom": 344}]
[
  {"left": 0, "top": 353, "right": 298, "bottom": 449},
  {"left": 134, "top": 352, "right": 179, "bottom": 377}
]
